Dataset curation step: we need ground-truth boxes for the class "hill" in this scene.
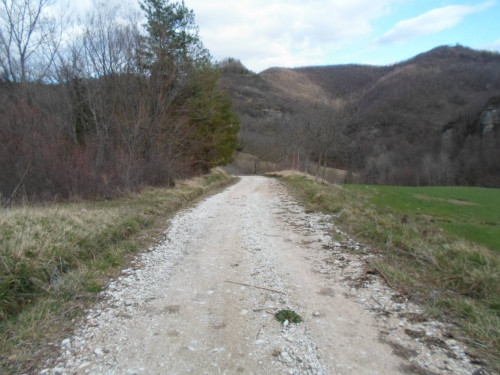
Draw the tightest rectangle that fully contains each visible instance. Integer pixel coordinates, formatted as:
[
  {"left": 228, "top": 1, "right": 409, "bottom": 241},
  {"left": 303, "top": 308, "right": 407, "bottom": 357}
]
[{"left": 220, "top": 46, "right": 500, "bottom": 186}]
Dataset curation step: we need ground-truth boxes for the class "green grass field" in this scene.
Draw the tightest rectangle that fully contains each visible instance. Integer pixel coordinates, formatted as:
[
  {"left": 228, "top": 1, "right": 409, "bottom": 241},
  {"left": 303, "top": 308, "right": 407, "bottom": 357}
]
[{"left": 344, "top": 185, "right": 500, "bottom": 251}]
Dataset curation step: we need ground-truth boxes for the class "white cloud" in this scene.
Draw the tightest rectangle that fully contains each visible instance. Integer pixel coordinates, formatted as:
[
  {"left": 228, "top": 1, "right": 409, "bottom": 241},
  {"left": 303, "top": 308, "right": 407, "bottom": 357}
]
[
  {"left": 376, "top": 1, "right": 496, "bottom": 44},
  {"left": 187, "top": 0, "right": 403, "bottom": 72},
  {"left": 482, "top": 38, "right": 500, "bottom": 51},
  {"left": 63, "top": 0, "right": 499, "bottom": 72}
]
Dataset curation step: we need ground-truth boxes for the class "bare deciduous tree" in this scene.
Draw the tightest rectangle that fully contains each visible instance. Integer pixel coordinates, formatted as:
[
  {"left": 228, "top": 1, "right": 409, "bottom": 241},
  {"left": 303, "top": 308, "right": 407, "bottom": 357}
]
[
  {"left": 0, "top": 0, "right": 61, "bottom": 82},
  {"left": 305, "top": 103, "right": 342, "bottom": 181}
]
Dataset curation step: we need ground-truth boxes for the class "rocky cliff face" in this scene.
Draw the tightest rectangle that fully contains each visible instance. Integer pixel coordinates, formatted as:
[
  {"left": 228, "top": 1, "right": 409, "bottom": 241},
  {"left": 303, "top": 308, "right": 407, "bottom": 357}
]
[{"left": 480, "top": 96, "right": 500, "bottom": 135}]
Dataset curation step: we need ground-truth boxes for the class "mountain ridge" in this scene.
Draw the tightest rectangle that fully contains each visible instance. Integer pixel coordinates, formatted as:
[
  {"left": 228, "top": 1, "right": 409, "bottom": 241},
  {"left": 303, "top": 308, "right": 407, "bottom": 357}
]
[{"left": 220, "top": 45, "right": 500, "bottom": 186}]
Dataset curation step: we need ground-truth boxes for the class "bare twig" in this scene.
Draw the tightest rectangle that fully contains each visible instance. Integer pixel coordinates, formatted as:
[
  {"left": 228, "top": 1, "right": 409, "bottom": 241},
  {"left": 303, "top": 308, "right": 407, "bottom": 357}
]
[
  {"left": 256, "top": 326, "right": 262, "bottom": 340},
  {"left": 253, "top": 308, "right": 278, "bottom": 313},
  {"left": 3, "top": 163, "right": 30, "bottom": 208},
  {"left": 224, "top": 280, "right": 286, "bottom": 295},
  {"left": 369, "top": 262, "right": 395, "bottom": 289},
  {"left": 389, "top": 245, "right": 440, "bottom": 269}
]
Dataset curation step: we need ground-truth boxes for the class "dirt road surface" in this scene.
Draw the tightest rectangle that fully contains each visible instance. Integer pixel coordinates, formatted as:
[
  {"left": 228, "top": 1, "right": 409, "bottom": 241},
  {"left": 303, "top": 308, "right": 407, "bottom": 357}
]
[{"left": 43, "top": 176, "right": 481, "bottom": 374}]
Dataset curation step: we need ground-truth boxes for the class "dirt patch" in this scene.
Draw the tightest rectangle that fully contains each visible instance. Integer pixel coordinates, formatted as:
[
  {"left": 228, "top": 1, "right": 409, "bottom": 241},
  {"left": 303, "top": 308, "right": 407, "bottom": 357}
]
[
  {"left": 317, "top": 287, "right": 336, "bottom": 297},
  {"left": 414, "top": 194, "right": 477, "bottom": 206},
  {"left": 162, "top": 305, "right": 181, "bottom": 314}
]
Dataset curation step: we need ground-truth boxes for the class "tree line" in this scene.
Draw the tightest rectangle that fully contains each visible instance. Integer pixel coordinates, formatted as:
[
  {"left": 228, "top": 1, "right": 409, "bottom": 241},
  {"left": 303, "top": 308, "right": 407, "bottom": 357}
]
[{"left": 0, "top": 0, "right": 239, "bottom": 203}]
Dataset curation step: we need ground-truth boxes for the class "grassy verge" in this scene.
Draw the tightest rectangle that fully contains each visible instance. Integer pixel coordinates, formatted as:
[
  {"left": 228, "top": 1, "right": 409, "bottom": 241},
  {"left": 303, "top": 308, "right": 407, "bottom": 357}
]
[
  {"left": 0, "top": 169, "right": 237, "bottom": 373},
  {"left": 279, "top": 175, "right": 499, "bottom": 371}
]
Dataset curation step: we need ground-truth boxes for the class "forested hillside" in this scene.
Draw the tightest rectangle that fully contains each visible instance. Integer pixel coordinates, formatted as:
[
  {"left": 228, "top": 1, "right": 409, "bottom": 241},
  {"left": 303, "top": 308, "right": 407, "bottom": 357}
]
[
  {"left": 220, "top": 46, "right": 500, "bottom": 187},
  {"left": 0, "top": 0, "right": 239, "bottom": 203}
]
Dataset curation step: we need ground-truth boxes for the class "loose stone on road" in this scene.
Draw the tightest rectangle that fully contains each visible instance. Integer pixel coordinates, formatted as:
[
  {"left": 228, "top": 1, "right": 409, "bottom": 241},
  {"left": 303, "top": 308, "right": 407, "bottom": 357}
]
[{"left": 44, "top": 176, "right": 481, "bottom": 374}]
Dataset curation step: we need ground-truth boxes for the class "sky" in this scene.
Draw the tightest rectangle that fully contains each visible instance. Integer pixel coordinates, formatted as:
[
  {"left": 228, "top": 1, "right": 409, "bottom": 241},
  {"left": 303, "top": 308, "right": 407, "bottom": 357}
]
[{"left": 70, "top": 0, "right": 500, "bottom": 73}]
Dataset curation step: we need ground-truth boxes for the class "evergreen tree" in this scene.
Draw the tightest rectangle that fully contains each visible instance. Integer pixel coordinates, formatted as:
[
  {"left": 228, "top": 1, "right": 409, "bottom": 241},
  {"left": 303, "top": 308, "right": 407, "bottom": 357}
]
[
  {"left": 183, "top": 66, "right": 240, "bottom": 171},
  {"left": 140, "top": 0, "right": 209, "bottom": 69},
  {"left": 139, "top": 0, "right": 239, "bottom": 172}
]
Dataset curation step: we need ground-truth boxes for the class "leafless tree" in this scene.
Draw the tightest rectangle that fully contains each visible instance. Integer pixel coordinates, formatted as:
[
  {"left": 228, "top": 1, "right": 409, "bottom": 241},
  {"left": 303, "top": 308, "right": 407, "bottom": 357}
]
[
  {"left": 0, "top": 0, "right": 61, "bottom": 82},
  {"left": 277, "top": 113, "right": 308, "bottom": 172},
  {"left": 304, "top": 103, "right": 342, "bottom": 181}
]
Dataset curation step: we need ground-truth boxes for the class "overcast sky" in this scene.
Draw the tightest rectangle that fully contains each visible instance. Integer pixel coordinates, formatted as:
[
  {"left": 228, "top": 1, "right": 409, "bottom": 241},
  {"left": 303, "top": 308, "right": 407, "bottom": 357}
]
[{"left": 72, "top": 0, "right": 500, "bottom": 72}]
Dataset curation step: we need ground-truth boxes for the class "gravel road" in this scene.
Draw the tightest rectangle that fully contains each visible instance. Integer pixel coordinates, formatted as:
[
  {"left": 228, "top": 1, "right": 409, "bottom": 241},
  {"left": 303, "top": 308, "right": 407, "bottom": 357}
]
[{"left": 43, "top": 176, "right": 482, "bottom": 375}]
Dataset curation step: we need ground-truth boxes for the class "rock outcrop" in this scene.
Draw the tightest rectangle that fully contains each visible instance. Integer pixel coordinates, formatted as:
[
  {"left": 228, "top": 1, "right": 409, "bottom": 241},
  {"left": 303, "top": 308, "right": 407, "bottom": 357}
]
[{"left": 480, "top": 96, "right": 500, "bottom": 135}]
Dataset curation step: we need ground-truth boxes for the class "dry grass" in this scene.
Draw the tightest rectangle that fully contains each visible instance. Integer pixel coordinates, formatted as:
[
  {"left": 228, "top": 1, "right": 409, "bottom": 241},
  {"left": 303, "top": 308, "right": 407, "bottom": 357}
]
[
  {"left": 265, "top": 169, "right": 356, "bottom": 184},
  {"left": 260, "top": 68, "right": 335, "bottom": 105},
  {"left": 224, "top": 152, "right": 279, "bottom": 175},
  {"left": 0, "top": 169, "right": 237, "bottom": 374},
  {"left": 227, "top": 152, "right": 358, "bottom": 185}
]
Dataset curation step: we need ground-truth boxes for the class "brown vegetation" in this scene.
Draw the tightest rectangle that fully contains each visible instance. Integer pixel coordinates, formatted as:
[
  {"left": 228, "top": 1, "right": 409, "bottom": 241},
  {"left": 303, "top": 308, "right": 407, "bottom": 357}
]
[{"left": 0, "top": 0, "right": 239, "bottom": 204}]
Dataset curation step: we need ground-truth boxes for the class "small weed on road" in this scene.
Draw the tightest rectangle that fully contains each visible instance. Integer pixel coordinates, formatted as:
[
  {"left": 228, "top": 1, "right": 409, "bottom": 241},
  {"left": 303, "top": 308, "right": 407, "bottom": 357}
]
[{"left": 275, "top": 309, "right": 303, "bottom": 324}]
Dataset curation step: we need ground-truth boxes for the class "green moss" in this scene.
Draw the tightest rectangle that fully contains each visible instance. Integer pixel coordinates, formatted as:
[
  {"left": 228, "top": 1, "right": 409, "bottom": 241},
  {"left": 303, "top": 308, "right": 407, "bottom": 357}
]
[{"left": 275, "top": 309, "right": 302, "bottom": 324}]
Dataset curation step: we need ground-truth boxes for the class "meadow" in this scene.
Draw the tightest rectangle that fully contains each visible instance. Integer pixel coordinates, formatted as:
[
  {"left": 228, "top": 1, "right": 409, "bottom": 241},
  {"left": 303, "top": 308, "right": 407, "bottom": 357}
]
[{"left": 345, "top": 185, "right": 500, "bottom": 251}]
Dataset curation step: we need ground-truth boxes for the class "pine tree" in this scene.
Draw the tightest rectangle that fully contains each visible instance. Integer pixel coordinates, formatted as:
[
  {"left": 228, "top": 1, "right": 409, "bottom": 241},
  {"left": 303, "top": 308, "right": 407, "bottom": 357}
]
[
  {"left": 140, "top": 0, "right": 209, "bottom": 70},
  {"left": 139, "top": 0, "right": 239, "bottom": 173},
  {"left": 183, "top": 66, "right": 240, "bottom": 171}
]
